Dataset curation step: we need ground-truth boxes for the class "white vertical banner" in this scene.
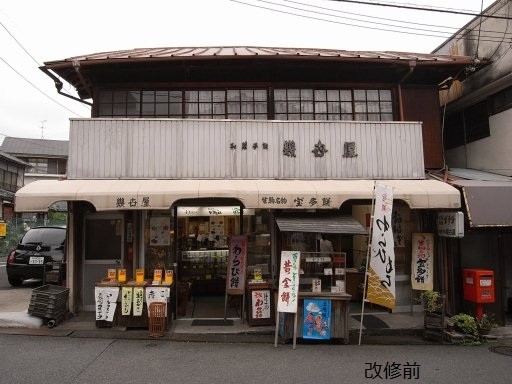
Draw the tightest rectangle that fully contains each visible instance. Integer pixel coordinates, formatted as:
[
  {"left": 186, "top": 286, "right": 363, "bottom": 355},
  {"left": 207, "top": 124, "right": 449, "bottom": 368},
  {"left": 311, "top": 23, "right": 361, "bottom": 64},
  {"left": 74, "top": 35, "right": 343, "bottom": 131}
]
[
  {"left": 133, "top": 287, "right": 144, "bottom": 316},
  {"left": 411, "top": 233, "right": 434, "bottom": 290},
  {"left": 277, "top": 251, "right": 301, "bottom": 313},
  {"left": 95, "top": 287, "right": 119, "bottom": 322},
  {"left": 121, "top": 287, "right": 133, "bottom": 316},
  {"left": 367, "top": 184, "right": 396, "bottom": 310}
]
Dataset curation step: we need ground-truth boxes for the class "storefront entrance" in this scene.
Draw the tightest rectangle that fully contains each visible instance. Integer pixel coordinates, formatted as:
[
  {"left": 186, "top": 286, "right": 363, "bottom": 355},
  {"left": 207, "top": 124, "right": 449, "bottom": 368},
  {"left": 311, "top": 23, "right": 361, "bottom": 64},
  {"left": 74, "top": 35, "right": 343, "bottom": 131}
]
[
  {"left": 176, "top": 208, "right": 240, "bottom": 320},
  {"left": 173, "top": 205, "right": 272, "bottom": 320},
  {"left": 83, "top": 213, "right": 124, "bottom": 311}
]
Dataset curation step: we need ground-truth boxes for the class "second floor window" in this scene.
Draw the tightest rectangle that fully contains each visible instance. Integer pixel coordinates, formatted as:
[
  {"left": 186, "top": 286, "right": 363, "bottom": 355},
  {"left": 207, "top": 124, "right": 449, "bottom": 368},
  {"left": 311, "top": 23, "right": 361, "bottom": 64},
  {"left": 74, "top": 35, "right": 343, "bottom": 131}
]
[
  {"left": 24, "top": 158, "right": 67, "bottom": 175},
  {"left": 274, "top": 89, "right": 393, "bottom": 121},
  {"left": 97, "top": 88, "right": 393, "bottom": 121}
]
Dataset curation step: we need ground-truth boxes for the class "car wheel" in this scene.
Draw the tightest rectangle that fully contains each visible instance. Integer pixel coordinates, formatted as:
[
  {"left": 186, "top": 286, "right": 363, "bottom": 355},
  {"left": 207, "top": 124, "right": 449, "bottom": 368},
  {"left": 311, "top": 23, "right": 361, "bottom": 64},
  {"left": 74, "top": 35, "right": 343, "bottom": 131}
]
[{"left": 8, "top": 275, "right": 23, "bottom": 286}]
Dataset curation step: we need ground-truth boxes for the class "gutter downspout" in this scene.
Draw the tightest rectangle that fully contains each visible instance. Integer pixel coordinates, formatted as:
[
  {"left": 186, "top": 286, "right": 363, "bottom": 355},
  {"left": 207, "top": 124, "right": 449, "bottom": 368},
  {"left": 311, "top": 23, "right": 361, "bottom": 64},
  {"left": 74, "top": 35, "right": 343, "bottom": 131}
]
[
  {"left": 397, "top": 61, "right": 417, "bottom": 121},
  {"left": 39, "top": 67, "right": 93, "bottom": 107}
]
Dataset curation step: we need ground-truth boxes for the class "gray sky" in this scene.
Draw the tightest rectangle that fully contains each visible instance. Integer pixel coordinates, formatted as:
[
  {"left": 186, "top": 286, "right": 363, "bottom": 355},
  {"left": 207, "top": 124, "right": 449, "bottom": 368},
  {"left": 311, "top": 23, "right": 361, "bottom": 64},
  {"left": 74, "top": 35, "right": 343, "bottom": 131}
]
[{"left": 0, "top": 0, "right": 495, "bottom": 142}]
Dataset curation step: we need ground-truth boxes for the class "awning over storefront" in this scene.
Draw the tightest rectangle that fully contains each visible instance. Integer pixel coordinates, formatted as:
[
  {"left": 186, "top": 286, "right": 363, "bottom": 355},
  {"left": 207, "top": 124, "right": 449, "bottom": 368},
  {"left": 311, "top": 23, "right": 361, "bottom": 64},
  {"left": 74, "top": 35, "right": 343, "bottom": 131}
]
[
  {"left": 452, "top": 180, "right": 512, "bottom": 227},
  {"left": 275, "top": 216, "right": 367, "bottom": 235},
  {"left": 14, "top": 178, "right": 461, "bottom": 212}
]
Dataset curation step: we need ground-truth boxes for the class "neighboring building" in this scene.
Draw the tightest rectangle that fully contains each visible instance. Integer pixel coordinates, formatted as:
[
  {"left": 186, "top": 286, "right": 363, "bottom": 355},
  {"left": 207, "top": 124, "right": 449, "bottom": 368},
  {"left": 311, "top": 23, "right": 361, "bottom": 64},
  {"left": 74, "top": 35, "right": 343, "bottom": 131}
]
[
  {"left": 0, "top": 137, "right": 68, "bottom": 184},
  {"left": 15, "top": 47, "right": 478, "bottom": 330},
  {"left": 0, "top": 149, "right": 28, "bottom": 219},
  {"left": 1, "top": 137, "right": 69, "bottom": 223},
  {"left": 432, "top": 0, "right": 512, "bottom": 324}
]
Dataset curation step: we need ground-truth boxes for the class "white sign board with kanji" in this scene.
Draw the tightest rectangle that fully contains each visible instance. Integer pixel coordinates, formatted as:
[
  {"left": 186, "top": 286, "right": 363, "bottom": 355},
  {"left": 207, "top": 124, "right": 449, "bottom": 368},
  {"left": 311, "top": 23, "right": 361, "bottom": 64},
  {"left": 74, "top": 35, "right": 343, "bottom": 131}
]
[{"left": 277, "top": 251, "right": 301, "bottom": 313}]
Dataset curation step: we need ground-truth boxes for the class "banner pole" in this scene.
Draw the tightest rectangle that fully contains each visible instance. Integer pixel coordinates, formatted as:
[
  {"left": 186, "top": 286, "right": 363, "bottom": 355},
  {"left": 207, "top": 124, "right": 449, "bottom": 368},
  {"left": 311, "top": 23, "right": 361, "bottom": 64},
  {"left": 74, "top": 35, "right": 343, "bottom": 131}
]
[
  {"left": 274, "top": 311, "right": 280, "bottom": 347},
  {"left": 358, "top": 182, "right": 376, "bottom": 346},
  {"left": 292, "top": 312, "right": 298, "bottom": 350}
]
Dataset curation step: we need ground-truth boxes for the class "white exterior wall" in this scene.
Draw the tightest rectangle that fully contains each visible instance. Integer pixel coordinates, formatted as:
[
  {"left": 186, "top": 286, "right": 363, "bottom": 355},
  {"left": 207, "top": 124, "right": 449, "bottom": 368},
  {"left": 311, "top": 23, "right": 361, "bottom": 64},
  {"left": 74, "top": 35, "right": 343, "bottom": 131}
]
[
  {"left": 68, "top": 119, "right": 425, "bottom": 180},
  {"left": 445, "top": 108, "right": 512, "bottom": 176}
]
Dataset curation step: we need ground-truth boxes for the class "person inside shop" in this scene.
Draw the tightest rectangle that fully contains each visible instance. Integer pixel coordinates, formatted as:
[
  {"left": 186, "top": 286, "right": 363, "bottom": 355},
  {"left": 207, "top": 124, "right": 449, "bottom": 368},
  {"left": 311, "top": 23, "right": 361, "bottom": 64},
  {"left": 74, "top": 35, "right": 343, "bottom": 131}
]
[{"left": 319, "top": 234, "right": 334, "bottom": 255}]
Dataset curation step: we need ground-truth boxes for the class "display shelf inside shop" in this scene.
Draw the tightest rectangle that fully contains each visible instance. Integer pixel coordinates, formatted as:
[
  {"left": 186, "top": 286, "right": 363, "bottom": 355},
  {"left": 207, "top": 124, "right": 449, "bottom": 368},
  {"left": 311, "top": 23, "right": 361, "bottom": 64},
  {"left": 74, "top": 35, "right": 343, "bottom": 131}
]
[
  {"left": 299, "top": 253, "right": 347, "bottom": 293},
  {"left": 180, "top": 249, "right": 229, "bottom": 281}
]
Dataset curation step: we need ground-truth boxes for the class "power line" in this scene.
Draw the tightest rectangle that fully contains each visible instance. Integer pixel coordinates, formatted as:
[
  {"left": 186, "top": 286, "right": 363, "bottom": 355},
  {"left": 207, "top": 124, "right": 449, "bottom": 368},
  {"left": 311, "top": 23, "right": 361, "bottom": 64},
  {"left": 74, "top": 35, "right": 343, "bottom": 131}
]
[
  {"left": 230, "top": 0, "right": 512, "bottom": 43},
  {"left": 326, "top": 0, "right": 512, "bottom": 20},
  {"left": 0, "top": 20, "right": 40, "bottom": 67},
  {"left": 0, "top": 56, "right": 85, "bottom": 117},
  {"left": 0, "top": 18, "right": 90, "bottom": 114},
  {"left": 283, "top": 0, "right": 511, "bottom": 36},
  {"left": 271, "top": 0, "right": 512, "bottom": 40}
]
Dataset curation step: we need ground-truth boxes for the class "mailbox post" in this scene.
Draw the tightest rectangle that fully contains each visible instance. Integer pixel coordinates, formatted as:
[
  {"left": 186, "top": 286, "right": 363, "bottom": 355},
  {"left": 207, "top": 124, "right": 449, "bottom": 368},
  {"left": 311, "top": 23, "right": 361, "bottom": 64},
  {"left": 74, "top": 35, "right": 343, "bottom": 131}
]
[{"left": 462, "top": 269, "right": 495, "bottom": 320}]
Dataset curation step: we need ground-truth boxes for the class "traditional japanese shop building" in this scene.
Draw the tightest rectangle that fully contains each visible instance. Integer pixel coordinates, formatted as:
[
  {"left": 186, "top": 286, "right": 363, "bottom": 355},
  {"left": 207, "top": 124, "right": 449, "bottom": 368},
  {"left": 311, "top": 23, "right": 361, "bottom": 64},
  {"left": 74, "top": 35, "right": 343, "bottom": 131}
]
[{"left": 15, "top": 47, "right": 478, "bottom": 328}]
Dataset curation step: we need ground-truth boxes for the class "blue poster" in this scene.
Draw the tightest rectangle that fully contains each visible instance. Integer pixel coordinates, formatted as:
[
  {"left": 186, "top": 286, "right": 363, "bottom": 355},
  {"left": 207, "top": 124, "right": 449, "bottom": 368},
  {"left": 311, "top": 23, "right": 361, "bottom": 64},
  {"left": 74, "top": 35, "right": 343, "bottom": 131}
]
[{"left": 303, "top": 299, "right": 331, "bottom": 339}]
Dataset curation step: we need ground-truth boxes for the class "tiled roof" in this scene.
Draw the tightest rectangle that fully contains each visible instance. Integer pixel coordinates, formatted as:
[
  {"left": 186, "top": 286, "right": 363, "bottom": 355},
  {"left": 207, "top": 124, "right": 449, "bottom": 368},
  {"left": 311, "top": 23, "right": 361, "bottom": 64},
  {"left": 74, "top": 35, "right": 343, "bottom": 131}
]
[
  {"left": 1, "top": 137, "right": 69, "bottom": 158},
  {"left": 0, "top": 149, "right": 29, "bottom": 166}
]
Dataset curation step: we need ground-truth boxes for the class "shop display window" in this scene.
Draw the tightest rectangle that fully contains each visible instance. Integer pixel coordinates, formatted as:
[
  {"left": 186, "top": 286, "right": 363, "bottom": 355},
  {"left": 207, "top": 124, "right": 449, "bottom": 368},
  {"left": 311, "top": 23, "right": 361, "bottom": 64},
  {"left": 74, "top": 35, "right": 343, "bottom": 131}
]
[
  {"left": 143, "top": 212, "right": 174, "bottom": 278},
  {"left": 281, "top": 232, "right": 347, "bottom": 293}
]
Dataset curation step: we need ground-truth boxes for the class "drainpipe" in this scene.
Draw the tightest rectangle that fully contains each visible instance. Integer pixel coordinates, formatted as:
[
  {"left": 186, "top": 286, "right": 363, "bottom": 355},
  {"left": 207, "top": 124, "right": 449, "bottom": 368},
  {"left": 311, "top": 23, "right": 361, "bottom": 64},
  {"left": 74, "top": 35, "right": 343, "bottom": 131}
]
[
  {"left": 39, "top": 66, "right": 93, "bottom": 107},
  {"left": 397, "top": 61, "right": 416, "bottom": 121}
]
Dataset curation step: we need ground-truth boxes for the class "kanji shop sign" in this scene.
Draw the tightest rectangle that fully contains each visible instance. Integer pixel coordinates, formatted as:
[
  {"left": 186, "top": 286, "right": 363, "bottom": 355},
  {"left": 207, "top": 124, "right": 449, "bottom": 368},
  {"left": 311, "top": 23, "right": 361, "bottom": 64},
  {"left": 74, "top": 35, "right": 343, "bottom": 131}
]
[
  {"left": 251, "top": 290, "right": 271, "bottom": 319},
  {"left": 277, "top": 251, "right": 300, "bottom": 313},
  {"left": 226, "top": 235, "right": 248, "bottom": 295},
  {"left": 437, "top": 211, "right": 464, "bottom": 238},
  {"left": 95, "top": 287, "right": 119, "bottom": 322},
  {"left": 411, "top": 233, "right": 434, "bottom": 291}
]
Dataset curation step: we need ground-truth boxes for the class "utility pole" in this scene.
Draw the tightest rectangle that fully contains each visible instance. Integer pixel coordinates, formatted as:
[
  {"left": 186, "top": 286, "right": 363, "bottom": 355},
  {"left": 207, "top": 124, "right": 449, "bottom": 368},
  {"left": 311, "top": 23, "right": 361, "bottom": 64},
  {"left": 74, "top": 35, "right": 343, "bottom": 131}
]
[{"left": 40, "top": 120, "right": 46, "bottom": 139}]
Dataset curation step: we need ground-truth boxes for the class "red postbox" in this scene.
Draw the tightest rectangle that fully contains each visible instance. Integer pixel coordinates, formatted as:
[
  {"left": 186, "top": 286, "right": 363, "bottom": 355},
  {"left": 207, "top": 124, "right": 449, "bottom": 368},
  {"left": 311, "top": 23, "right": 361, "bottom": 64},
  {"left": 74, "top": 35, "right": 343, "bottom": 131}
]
[{"left": 462, "top": 269, "right": 495, "bottom": 319}]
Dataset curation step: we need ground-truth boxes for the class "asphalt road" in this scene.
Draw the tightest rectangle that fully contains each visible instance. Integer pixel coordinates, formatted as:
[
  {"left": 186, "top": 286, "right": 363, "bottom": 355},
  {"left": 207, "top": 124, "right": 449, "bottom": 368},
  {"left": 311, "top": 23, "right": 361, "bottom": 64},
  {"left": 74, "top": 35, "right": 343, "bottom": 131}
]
[{"left": 0, "top": 333, "right": 510, "bottom": 384}]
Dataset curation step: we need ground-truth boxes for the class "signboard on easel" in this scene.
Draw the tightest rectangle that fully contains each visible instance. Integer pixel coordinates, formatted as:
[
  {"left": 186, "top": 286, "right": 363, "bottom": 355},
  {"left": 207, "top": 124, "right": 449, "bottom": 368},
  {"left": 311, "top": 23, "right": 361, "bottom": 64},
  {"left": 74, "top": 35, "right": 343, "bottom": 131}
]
[
  {"left": 274, "top": 251, "right": 301, "bottom": 349},
  {"left": 224, "top": 235, "right": 248, "bottom": 320}
]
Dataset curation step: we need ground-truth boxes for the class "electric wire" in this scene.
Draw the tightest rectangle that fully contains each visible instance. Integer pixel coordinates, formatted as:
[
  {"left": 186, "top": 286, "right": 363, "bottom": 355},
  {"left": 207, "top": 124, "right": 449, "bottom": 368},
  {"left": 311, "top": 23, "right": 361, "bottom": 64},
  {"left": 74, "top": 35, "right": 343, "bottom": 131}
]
[
  {"left": 282, "top": 0, "right": 512, "bottom": 38},
  {"left": 0, "top": 56, "right": 84, "bottom": 117},
  {"left": 231, "top": 0, "right": 512, "bottom": 43},
  {"left": 475, "top": 0, "right": 485, "bottom": 58},
  {"left": 0, "top": 20, "right": 39, "bottom": 67},
  {"left": 326, "top": 0, "right": 512, "bottom": 20},
  {"left": 0, "top": 19, "right": 90, "bottom": 115},
  {"left": 487, "top": 2, "right": 511, "bottom": 61}
]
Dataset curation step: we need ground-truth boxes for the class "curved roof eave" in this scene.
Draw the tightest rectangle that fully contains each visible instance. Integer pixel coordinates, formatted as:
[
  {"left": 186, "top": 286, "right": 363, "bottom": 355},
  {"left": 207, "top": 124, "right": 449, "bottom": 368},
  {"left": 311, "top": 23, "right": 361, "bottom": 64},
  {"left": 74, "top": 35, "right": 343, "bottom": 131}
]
[{"left": 43, "top": 46, "right": 479, "bottom": 68}]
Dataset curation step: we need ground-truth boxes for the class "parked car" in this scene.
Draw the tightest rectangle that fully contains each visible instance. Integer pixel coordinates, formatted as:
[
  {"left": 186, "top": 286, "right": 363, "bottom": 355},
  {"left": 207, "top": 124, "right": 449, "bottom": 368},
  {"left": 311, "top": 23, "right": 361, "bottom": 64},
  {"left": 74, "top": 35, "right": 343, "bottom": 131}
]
[{"left": 6, "top": 226, "right": 66, "bottom": 286}]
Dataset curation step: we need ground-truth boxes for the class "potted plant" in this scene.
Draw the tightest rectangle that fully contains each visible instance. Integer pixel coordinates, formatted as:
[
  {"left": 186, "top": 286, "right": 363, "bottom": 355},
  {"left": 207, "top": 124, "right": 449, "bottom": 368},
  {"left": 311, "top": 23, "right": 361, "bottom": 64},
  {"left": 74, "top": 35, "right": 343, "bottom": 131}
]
[
  {"left": 476, "top": 313, "right": 497, "bottom": 335},
  {"left": 420, "top": 290, "right": 444, "bottom": 328},
  {"left": 450, "top": 313, "right": 479, "bottom": 337},
  {"left": 420, "top": 290, "right": 442, "bottom": 313}
]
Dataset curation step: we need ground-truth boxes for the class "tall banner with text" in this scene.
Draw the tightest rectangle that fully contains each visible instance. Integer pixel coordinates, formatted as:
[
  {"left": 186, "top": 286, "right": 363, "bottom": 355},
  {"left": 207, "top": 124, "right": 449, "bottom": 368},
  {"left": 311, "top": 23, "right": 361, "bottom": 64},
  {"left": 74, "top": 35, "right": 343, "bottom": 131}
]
[
  {"left": 367, "top": 184, "right": 395, "bottom": 309},
  {"left": 226, "top": 235, "right": 248, "bottom": 295},
  {"left": 411, "top": 233, "right": 434, "bottom": 291}
]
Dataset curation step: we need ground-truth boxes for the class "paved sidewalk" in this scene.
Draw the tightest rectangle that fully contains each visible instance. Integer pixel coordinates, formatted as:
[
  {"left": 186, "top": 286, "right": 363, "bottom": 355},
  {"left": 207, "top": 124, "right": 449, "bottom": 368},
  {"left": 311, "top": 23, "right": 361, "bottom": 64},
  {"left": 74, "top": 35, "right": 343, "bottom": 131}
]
[{"left": 1, "top": 286, "right": 511, "bottom": 345}]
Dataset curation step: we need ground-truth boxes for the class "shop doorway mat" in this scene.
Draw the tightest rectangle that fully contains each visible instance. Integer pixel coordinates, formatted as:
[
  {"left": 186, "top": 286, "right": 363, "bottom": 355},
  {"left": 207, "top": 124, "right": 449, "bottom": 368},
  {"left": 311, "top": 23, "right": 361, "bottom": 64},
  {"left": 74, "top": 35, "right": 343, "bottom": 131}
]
[
  {"left": 351, "top": 314, "right": 389, "bottom": 329},
  {"left": 191, "top": 319, "right": 234, "bottom": 326}
]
